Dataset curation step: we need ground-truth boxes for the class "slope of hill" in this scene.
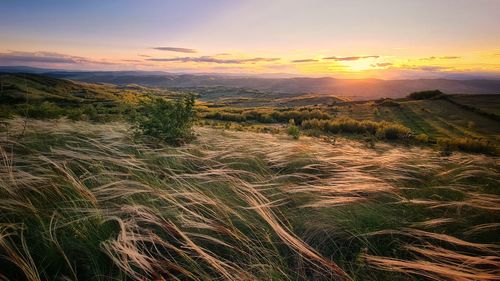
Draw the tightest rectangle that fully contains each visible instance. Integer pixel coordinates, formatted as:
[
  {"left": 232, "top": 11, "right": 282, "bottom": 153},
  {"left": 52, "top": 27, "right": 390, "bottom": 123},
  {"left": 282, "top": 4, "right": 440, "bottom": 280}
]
[
  {"left": 0, "top": 73, "right": 179, "bottom": 105},
  {"left": 0, "top": 73, "right": 345, "bottom": 107},
  {"left": 0, "top": 118, "right": 498, "bottom": 280}
]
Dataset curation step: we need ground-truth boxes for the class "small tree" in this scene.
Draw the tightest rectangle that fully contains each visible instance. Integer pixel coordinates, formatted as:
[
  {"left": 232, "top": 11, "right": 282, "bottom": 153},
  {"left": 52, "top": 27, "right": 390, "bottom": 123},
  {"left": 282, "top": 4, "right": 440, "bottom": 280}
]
[
  {"left": 287, "top": 119, "right": 300, "bottom": 140},
  {"left": 134, "top": 95, "right": 195, "bottom": 145}
]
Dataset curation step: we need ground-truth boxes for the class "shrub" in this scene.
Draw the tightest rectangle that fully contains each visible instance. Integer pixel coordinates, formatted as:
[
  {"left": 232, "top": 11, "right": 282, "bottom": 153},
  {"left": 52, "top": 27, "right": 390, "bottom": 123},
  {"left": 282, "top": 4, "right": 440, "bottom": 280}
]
[
  {"left": 287, "top": 119, "right": 300, "bottom": 140},
  {"left": 437, "top": 137, "right": 497, "bottom": 155},
  {"left": 16, "top": 102, "right": 64, "bottom": 119},
  {"left": 271, "top": 109, "right": 331, "bottom": 124},
  {"left": 375, "top": 98, "right": 400, "bottom": 107},
  {"left": 66, "top": 108, "right": 84, "bottom": 121},
  {"left": 376, "top": 123, "right": 411, "bottom": 140},
  {"left": 301, "top": 118, "right": 412, "bottom": 140},
  {"left": 205, "top": 108, "right": 330, "bottom": 124},
  {"left": 134, "top": 95, "right": 196, "bottom": 145},
  {"left": 82, "top": 104, "right": 100, "bottom": 121},
  {"left": 415, "top": 133, "right": 429, "bottom": 143},
  {"left": 408, "top": 90, "right": 444, "bottom": 100},
  {"left": 204, "top": 111, "right": 247, "bottom": 122}
]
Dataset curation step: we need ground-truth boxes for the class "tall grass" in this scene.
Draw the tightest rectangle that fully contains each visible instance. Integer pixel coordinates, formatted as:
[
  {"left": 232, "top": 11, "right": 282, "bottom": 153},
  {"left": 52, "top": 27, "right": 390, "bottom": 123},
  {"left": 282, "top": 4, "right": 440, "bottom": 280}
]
[
  {"left": 437, "top": 137, "right": 498, "bottom": 155},
  {"left": 0, "top": 119, "right": 498, "bottom": 280},
  {"left": 301, "top": 117, "right": 411, "bottom": 140}
]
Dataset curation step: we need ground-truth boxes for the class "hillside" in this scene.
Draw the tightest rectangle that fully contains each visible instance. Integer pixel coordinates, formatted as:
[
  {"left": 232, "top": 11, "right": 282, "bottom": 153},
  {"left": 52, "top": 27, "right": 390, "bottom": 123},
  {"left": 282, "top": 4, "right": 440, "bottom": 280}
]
[
  {"left": 0, "top": 73, "right": 178, "bottom": 105},
  {"left": 0, "top": 74, "right": 499, "bottom": 281},
  {"left": 0, "top": 118, "right": 498, "bottom": 280},
  {"left": 1, "top": 74, "right": 498, "bottom": 150},
  {"left": 0, "top": 73, "right": 345, "bottom": 107}
]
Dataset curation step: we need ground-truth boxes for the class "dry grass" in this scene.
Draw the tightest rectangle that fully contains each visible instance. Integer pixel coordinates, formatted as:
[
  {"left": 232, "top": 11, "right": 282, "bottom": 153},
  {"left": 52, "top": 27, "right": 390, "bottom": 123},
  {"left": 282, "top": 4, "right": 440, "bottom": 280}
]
[{"left": 0, "top": 118, "right": 498, "bottom": 280}]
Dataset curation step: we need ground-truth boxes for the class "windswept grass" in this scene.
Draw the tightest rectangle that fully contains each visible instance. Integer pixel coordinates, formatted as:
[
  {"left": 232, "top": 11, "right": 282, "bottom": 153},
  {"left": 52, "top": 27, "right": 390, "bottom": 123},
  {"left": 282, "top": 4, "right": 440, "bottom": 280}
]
[
  {"left": 301, "top": 117, "right": 411, "bottom": 140},
  {"left": 0, "top": 119, "right": 498, "bottom": 280}
]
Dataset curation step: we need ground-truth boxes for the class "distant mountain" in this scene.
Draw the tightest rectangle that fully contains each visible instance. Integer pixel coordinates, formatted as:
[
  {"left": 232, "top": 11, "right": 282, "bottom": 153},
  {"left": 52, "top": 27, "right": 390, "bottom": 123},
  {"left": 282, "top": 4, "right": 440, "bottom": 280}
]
[
  {"left": 0, "top": 66, "right": 61, "bottom": 74},
  {"left": 2, "top": 66, "right": 500, "bottom": 100}
]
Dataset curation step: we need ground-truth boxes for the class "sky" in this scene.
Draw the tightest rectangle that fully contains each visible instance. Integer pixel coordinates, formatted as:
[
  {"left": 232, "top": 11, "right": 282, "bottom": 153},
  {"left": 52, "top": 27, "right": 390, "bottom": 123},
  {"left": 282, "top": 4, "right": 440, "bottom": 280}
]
[{"left": 1, "top": 0, "right": 500, "bottom": 79}]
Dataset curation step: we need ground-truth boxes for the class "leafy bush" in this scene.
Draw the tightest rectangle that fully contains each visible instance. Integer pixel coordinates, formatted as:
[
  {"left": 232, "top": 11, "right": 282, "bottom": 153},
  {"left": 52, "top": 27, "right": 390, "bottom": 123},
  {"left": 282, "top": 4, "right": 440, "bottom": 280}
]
[
  {"left": 133, "top": 96, "right": 196, "bottom": 145},
  {"left": 408, "top": 90, "right": 444, "bottom": 100},
  {"left": 287, "top": 119, "right": 300, "bottom": 139}
]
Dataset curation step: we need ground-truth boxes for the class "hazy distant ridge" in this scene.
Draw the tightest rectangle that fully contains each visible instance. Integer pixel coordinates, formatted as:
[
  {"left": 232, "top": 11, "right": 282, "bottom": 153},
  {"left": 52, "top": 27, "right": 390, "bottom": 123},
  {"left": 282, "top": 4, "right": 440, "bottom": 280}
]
[{"left": 2, "top": 66, "right": 499, "bottom": 100}]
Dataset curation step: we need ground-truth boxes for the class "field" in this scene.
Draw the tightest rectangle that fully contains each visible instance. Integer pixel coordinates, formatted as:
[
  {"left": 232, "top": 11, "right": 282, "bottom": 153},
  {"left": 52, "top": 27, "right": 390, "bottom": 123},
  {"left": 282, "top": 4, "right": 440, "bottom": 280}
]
[
  {"left": 0, "top": 74, "right": 499, "bottom": 280},
  {"left": 0, "top": 118, "right": 499, "bottom": 280}
]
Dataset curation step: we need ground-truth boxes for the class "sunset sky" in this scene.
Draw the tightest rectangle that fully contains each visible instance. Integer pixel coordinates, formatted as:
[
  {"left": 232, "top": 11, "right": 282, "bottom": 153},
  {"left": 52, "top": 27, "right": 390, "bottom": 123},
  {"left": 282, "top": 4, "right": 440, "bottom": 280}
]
[{"left": 1, "top": 0, "right": 500, "bottom": 78}]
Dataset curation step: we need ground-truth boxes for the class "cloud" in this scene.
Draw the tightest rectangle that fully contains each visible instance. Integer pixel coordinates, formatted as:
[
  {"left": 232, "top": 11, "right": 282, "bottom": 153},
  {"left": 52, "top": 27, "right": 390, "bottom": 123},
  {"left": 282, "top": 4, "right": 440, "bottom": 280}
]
[
  {"left": 324, "top": 55, "right": 379, "bottom": 61},
  {"left": 0, "top": 51, "right": 116, "bottom": 65},
  {"left": 147, "top": 56, "right": 280, "bottom": 64},
  {"left": 416, "top": 66, "right": 450, "bottom": 71},
  {"left": 371, "top": 62, "right": 393, "bottom": 67},
  {"left": 0, "top": 51, "right": 82, "bottom": 64},
  {"left": 420, "top": 56, "right": 460, "bottom": 60},
  {"left": 138, "top": 54, "right": 151, "bottom": 57},
  {"left": 291, "top": 59, "right": 318, "bottom": 63},
  {"left": 399, "top": 64, "right": 451, "bottom": 72},
  {"left": 153, "top": 47, "right": 198, "bottom": 53},
  {"left": 122, "top": 59, "right": 142, "bottom": 63}
]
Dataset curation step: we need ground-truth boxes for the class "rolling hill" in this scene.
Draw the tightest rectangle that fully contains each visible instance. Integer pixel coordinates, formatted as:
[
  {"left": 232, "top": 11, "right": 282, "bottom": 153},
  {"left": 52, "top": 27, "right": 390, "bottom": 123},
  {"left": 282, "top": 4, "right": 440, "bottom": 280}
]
[{"left": 2, "top": 66, "right": 500, "bottom": 100}]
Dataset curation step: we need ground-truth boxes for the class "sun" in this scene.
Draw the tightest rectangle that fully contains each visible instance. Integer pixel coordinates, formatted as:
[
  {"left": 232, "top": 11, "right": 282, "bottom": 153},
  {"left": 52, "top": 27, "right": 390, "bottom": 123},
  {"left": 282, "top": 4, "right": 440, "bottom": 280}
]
[{"left": 342, "top": 60, "right": 375, "bottom": 71}]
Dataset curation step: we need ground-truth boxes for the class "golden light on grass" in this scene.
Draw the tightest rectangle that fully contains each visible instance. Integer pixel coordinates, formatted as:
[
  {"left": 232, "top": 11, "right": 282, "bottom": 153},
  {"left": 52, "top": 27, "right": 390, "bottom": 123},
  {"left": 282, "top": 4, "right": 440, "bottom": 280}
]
[{"left": 0, "top": 118, "right": 498, "bottom": 280}]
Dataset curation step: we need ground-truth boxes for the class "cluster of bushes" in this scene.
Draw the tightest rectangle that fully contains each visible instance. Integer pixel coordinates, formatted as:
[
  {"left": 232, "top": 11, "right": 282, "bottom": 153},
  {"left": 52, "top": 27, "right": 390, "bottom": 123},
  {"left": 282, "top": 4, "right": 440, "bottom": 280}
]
[
  {"left": 271, "top": 109, "right": 331, "bottom": 123},
  {"left": 437, "top": 137, "right": 497, "bottom": 155},
  {"left": 203, "top": 108, "right": 331, "bottom": 124},
  {"left": 203, "top": 111, "right": 248, "bottom": 122},
  {"left": 301, "top": 117, "right": 412, "bottom": 140},
  {"left": 408, "top": 90, "right": 444, "bottom": 100},
  {"left": 242, "top": 110, "right": 275, "bottom": 123}
]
